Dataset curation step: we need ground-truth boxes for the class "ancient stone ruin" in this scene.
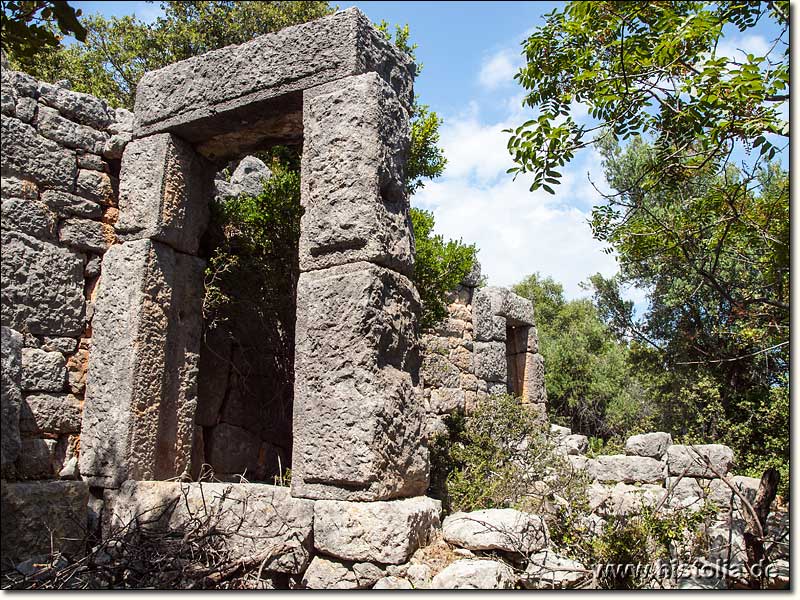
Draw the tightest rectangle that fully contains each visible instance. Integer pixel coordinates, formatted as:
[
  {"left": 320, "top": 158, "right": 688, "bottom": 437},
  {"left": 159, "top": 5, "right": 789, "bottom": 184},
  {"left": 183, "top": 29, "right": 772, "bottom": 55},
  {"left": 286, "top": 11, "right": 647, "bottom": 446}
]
[{"left": 0, "top": 8, "right": 788, "bottom": 590}]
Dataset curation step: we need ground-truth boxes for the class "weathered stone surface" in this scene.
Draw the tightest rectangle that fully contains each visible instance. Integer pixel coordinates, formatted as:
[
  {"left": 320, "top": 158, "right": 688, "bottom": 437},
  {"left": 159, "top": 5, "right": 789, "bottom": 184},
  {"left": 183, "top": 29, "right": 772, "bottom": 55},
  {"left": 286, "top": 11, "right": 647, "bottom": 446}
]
[
  {"left": 4, "top": 69, "right": 38, "bottom": 99},
  {"left": 1, "top": 116, "right": 76, "bottom": 190},
  {"left": 41, "top": 336, "right": 78, "bottom": 353},
  {"left": 421, "top": 352, "right": 461, "bottom": 389},
  {"left": 509, "top": 352, "right": 546, "bottom": 404},
  {"left": 292, "top": 262, "right": 427, "bottom": 501},
  {"left": 461, "top": 259, "right": 481, "bottom": 287},
  {"left": 35, "top": 105, "right": 108, "bottom": 153},
  {"left": 374, "top": 576, "right": 414, "bottom": 589},
  {"left": 102, "top": 132, "right": 132, "bottom": 159},
  {"left": 38, "top": 83, "right": 113, "bottom": 130},
  {"left": 430, "top": 559, "right": 516, "bottom": 589},
  {"left": 41, "top": 189, "right": 102, "bottom": 219},
  {"left": 66, "top": 347, "right": 89, "bottom": 394},
  {"left": 75, "top": 169, "right": 114, "bottom": 204},
  {"left": 116, "top": 134, "right": 211, "bottom": 255},
  {"left": 665, "top": 444, "right": 735, "bottom": 478},
  {"left": 19, "top": 393, "right": 82, "bottom": 434},
  {"left": 80, "top": 239, "right": 204, "bottom": 487},
  {"left": 76, "top": 151, "right": 106, "bottom": 171},
  {"left": 625, "top": 432, "right": 673, "bottom": 459},
  {"left": 313, "top": 496, "right": 441, "bottom": 564},
  {"left": 58, "top": 217, "right": 115, "bottom": 252},
  {"left": 21, "top": 348, "right": 65, "bottom": 391},
  {"left": 666, "top": 475, "right": 758, "bottom": 511},
  {"left": 1, "top": 176, "right": 38, "bottom": 200},
  {"left": 593, "top": 455, "right": 664, "bottom": 484},
  {"left": 302, "top": 556, "right": 385, "bottom": 590},
  {"left": 1, "top": 481, "right": 89, "bottom": 563},
  {"left": 523, "top": 551, "right": 587, "bottom": 589},
  {"left": 587, "top": 482, "right": 667, "bottom": 516},
  {"left": 1, "top": 196, "right": 56, "bottom": 239},
  {"left": 300, "top": 72, "right": 412, "bottom": 275},
  {"left": 443, "top": 509, "right": 548, "bottom": 554},
  {"left": 16, "top": 437, "right": 58, "bottom": 479},
  {"left": 474, "top": 341, "right": 506, "bottom": 383},
  {"left": 134, "top": 8, "right": 414, "bottom": 143},
  {"left": 110, "top": 108, "right": 134, "bottom": 134},
  {"left": 230, "top": 155, "right": 272, "bottom": 196},
  {"left": 550, "top": 424, "right": 572, "bottom": 439},
  {"left": 105, "top": 481, "right": 313, "bottom": 574},
  {"left": 427, "top": 388, "right": 466, "bottom": 414},
  {"left": 1, "top": 230, "right": 85, "bottom": 336},
  {"left": 1, "top": 326, "right": 23, "bottom": 477},
  {"left": 474, "top": 287, "right": 536, "bottom": 342},
  {"left": 559, "top": 434, "right": 589, "bottom": 456}
]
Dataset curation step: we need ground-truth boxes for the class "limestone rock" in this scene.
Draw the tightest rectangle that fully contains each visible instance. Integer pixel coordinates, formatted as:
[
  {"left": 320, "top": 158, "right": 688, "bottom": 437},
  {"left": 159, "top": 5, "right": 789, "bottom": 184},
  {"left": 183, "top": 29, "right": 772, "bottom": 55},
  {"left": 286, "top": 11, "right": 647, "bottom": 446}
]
[
  {"left": 313, "top": 496, "right": 441, "bottom": 564},
  {"left": 77, "top": 151, "right": 106, "bottom": 171},
  {"left": 35, "top": 105, "right": 108, "bottom": 153},
  {"left": 19, "top": 393, "right": 82, "bottom": 434},
  {"left": 42, "top": 189, "right": 103, "bottom": 218},
  {"left": 292, "top": 262, "right": 427, "bottom": 501},
  {"left": 41, "top": 336, "right": 78, "bottom": 354},
  {"left": 38, "top": 83, "right": 113, "bottom": 130},
  {"left": 559, "top": 434, "right": 589, "bottom": 456},
  {"left": 421, "top": 353, "right": 461, "bottom": 389},
  {"left": 442, "top": 509, "right": 548, "bottom": 554},
  {"left": 1, "top": 176, "right": 38, "bottom": 200},
  {"left": 116, "top": 134, "right": 211, "bottom": 255},
  {"left": 102, "top": 132, "right": 132, "bottom": 159},
  {"left": 134, "top": 8, "right": 414, "bottom": 140},
  {"left": 523, "top": 551, "right": 587, "bottom": 589},
  {"left": 430, "top": 559, "right": 516, "bottom": 589},
  {"left": 300, "top": 72, "right": 413, "bottom": 275},
  {"left": 665, "top": 444, "right": 734, "bottom": 478},
  {"left": 625, "top": 432, "right": 673, "bottom": 459},
  {"left": 105, "top": 481, "right": 313, "bottom": 574},
  {"left": 461, "top": 259, "right": 481, "bottom": 287},
  {"left": 374, "top": 576, "right": 414, "bottom": 589},
  {"left": 1, "top": 116, "right": 76, "bottom": 190},
  {"left": 550, "top": 424, "right": 572, "bottom": 439},
  {"left": 474, "top": 287, "right": 535, "bottom": 342},
  {"left": 79, "top": 239, "right": 204, "bottom": 487},
  {"left": 428, "top": 388, "right": 466, "bottom": 414},
  {"left": 1, "top": 481, "right": 89, "bottom": 563},
  {"left": 21, "top": 347, "right": 66, "bottom": 391},
  {"left": 593, "top": 454, "right": 665, "bottom": 484},
  {"left": 587, "top": 482, "right": 667, "bottom": 516},
  {"left": 230, "top": 156, "right": 272, "bottom": 196},
  {"left": 58, "top": 217, "right": 115, "bottom": 252},
  {"left": 1, "top": 230, "right": 85, "bottom": 336},
  {"left": 76, "top": 169, "right": 115, "bottom": 204},
  {"left": 16, "top": 437, "right": 58, "bottom": 479},
  {"left": 0, "top": 196, "right": 57, "bottom": 240},
  {"left": 473, "top": 341, "right": 507, "bottom": 383},
  {"left": 301, "top": 556, "right": 385, "bottom": 590},
  {"left": 1, "top": 326, "right": 23, "bottom": 476}
]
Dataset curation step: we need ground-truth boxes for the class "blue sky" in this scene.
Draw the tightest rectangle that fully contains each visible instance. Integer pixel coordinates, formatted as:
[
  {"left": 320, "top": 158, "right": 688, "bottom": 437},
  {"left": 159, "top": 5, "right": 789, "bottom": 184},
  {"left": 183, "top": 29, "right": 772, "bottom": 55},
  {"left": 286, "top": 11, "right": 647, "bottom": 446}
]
[{"left": 70, "top": 1, "right": 788, "bottom": 304}]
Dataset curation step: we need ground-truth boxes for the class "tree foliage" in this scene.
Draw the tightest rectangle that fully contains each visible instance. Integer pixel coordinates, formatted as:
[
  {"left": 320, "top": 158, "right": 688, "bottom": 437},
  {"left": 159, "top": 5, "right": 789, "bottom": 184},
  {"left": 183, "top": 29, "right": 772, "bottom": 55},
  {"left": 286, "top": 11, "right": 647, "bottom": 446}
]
[
  {"left": 1, "top": 0, "right": 86, "bottom": 70},
  {"left": 411, "top": 208, "right": 475, "bottom": 330},
  {"left": 507, "top": 1, "right": 788, "bottom": 192}
]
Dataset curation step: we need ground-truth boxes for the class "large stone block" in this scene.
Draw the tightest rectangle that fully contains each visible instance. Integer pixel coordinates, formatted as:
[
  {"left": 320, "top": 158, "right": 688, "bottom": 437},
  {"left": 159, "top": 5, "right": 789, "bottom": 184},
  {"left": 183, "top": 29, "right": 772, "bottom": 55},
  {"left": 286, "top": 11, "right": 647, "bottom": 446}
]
[
  {"left": 133, "top": 8, "right": 414, "bottom": 148},
  {"left": 79, "top": 239, "right": 205, "bottom": 487},
  {"left": 1, "top": 196, "right": 57, "bottom": 240},
  {"left": 302, "top": 556, "right": 385, "bottom": 590},
  {"left": 21, "top": 347, "right": 66, "bottom": 391},
  {"left": 665, "top": 444, "right": 735, "bottom": 478},
  {"left": 104, "top": 481, "right": 313, "bottom": 574},
  {"left": 292, "top": 262, "right": 427, "bottom": 501},
  {"left": 313, "top": 496, "right": 441, "bottom": 564},
  {"left": 442, "top": 509, "right": 548, "bottom": 553},
  {"left": 300, "top": 72, "right": 412, "bottom": 275},
  {"left": 430, "top": 559, "right": 516, "bottom": 589},
  {"left": 625, "top": 432, "right": 673, "bottom": 459},
  {"left": 1, "top": 481, "right": 89, "bottom": 564},
  {"left": 38, "top": 83, "right": 114, "bottom": 130},
  {"left": 1, "top": 116, "right": 76, "bottom": 190},
  {"left": 19, "top": 393, "right": 82, "bottom": 434},
  {"left": 1, "top": 229, "right": 85, "bottom": 336},
  {"left": 474, "top": 287, "right": 536, "bottom": 342},
  {"left": 1, "top": 326, "right": 23, "bottom": 477},
  {"left": 35, "top": 105, "right": 108, "bottom": 153},
  {"left": 592, "top": 455, "right": 665, "bottom": 484},
  {"left": 116, "top": 134, "right": 211, "bottom": 255},
  {"left": 474, "top": 341, "right": 507, "bottom": 383}
]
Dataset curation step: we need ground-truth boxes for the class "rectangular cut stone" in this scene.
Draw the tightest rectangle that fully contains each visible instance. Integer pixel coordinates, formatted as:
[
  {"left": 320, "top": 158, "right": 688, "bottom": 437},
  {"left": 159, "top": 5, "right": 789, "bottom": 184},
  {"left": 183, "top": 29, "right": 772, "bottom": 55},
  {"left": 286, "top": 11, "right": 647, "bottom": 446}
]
[
  {"left": 516, "top": 352, "right": 547, "bottom": 404},
  {"left": 314, "top": 496, "right": 441, "bottom": 564},
  {"left": 1, "top": 116, "right": 76, "bottom": 190},
  {"left": 104, "top": 481, "right": 314, "bottom": 574},
  {"left": 665, "top": 444, "right": 735, "bottom": 478},
  {"left": 133, "top": 9, "right": 414, "bottom": 145},
  {"left": 1, "top": 229, "right": 85, "bottom": 336},
  {"left": 116, "top": 134, "right": 211, "bottom": 255},
  {"left": 593, "top": 455, "right": 665, "bottom": 484},
  {"left": 1, "top": 481, "right": 89, "bottom": 564},
  {"left": 474, "top": 341, "right": 507, "bottom": 383},
  {"left": 1, "top": 327, "right": 23, "bottom": 477},
  {"left": 300, "top": 72, "right": 413, "bottom": 275},
  {"left": 292, "top": 262, "right": 427, "bottom": 501},
  {"left": 19, "top": 393, "right": 82, "bottom": 434},
  {"left": 80, "top": 239, "right": 204, "bottom": 487}
]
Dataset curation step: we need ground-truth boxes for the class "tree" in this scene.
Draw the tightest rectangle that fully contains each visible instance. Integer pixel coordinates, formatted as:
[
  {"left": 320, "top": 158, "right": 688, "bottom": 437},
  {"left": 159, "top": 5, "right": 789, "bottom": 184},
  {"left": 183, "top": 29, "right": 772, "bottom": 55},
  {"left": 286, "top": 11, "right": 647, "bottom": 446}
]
[
  {"left": 1, "top": 0, "right": 86, "bottom": 70},
  {"left": 507, "top": 1, "right": 788, "bottom": 193}
]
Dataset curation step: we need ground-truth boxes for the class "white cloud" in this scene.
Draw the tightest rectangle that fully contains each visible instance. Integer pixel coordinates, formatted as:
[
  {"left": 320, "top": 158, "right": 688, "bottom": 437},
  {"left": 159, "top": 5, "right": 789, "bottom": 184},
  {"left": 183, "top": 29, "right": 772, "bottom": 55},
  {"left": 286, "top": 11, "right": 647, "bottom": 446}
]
[
  {"left": 478, "top": 48, "right": 523, "bottom": 90},
  {"left": 715, "top": 33, "right": 770, "bottom": 60}
]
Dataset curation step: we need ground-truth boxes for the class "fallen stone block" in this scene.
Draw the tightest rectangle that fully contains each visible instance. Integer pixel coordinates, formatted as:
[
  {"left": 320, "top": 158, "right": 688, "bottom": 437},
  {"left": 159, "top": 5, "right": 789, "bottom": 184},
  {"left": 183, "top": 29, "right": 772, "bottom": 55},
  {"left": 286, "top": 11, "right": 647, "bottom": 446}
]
[
  {"left": 665, "top": 444, "right": 735, "bottom": 478},
  {"left": 523, "top": 550, "right": 587, "bottom": 589},
  {"left": 104, "top": 481, "right": 313, "bottom": 575},
  {"left": 301, "top": 555, "right": 385, "bottom": 590},
  {"left": 430, "top": 559, "right": 516, "bottom": 589},
  {"left": 442, "top": 508, "right": 548, "bottom": 554},
  {"left": 313, "top": 496, "right": 441, "bottom": 564},
  {"left": 625, "top": 432, "right": 673, "bottom": 459},
  {"left": 593, "top": 454, "right": 665, "bottom": 484}
]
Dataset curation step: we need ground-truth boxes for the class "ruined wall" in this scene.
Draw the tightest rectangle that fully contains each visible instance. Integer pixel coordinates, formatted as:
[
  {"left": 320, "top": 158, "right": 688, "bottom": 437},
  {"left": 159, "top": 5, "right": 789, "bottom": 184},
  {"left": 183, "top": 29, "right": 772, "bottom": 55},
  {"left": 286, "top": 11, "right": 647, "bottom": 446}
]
[
  {"left": 420, "top": 260, "right": 548, "bottom": 437},
  {"left": 1, "top": 57, "right": 133, "bottom": 482}
]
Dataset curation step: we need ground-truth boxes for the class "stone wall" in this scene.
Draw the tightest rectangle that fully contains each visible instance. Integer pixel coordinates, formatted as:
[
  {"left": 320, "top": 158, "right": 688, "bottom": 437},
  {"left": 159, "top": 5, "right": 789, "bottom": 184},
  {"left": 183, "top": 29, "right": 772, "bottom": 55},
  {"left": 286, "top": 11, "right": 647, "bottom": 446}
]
[
  {"left": 1, "top": 57, "right": 133, "bottom": 482},
  {"left": 420, "top": 260, "right": 548, "bottom": 437}
]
